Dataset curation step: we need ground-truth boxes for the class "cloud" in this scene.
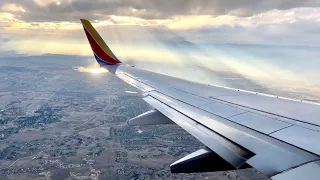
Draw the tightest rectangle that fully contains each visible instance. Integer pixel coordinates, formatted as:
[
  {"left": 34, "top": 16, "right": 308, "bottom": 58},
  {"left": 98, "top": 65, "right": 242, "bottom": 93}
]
[
  {"left": 0, "top": 0, "right": 320, "bottom": 22},
  {"left": 1, "top": 3, "right": 26, "bottom": 12},
  {"left": 0, "top": 1, "right": 320, "bottom": 102},
  {"left": 33, "top": 0, "right": 66, "bottom": 7},
  {"left": 0, "top": 0, "right": 319, "bottom": 47}
]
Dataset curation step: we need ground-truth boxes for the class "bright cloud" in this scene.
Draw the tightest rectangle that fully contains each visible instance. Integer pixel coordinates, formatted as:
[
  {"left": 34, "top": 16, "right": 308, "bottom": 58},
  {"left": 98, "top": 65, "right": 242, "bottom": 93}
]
[
  {"left": 33, "top": 0, "right": 65, "bottom": 7},
  {"left": 1, "top": 3, "right": 26, "bottom": 12}
]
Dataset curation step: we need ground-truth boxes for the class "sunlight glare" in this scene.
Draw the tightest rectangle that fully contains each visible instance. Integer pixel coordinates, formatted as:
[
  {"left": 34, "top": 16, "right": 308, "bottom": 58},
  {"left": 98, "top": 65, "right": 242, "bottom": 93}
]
[
  {"left": 74, "top": 66, "right": 108, "bottom": 74},
  {"left": 91, "top": 68, "right": 108, "bottom": 74}
]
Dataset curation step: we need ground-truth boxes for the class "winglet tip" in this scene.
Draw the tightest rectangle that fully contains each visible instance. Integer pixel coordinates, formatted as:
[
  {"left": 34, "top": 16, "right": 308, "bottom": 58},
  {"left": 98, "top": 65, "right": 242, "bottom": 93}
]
[
  {"left": 80, "top": 18, "right": 121, "bottom": 66},
  {"left": 80, "top": 19, "right": 89, "bottom": 23}
]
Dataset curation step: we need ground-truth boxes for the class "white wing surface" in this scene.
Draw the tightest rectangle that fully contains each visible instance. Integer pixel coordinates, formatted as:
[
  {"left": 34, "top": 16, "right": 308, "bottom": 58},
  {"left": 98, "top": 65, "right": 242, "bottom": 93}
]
[{"left": 81, "top": 19, "right": 320, "bottom": 179}]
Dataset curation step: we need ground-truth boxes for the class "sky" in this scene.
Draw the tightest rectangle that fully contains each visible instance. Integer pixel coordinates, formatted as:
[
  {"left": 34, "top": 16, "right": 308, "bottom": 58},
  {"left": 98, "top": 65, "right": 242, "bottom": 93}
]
[{"left": 1, "top": 0, "right": 320, "bottom": 100}]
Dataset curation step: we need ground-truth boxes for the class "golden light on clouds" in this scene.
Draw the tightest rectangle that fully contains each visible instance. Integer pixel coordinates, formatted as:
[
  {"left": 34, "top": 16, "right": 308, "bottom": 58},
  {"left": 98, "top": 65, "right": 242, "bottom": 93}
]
[
  {"left": 1, "top": 3, "right": 26, "bottom": 12},
  {"left": 0, "top": 14, "right": 244, "bottom": 33},
  {"left": 103, "top": 15, "right": 240, "bottom": 29},
  {"left": 104, "top": 15, "right": 167, "bottom": 27},
  {"left": 0, "top": 13, "right": 82, "bottom": 32},
  {"left": 0, "top": 12, "right": 23, "bottom": 30},
  {"left": 34, "top": 0, "right": 64, "bottom": 6},
  {"left": 2, "top": 38, "right": 92, "bottom": 55},
  {"left": 2, "top": 7, "right": 317, "bottom": 35},
  {"left": 167, "top": 15, "right": 237, "bottom": 29},
  {"left": 1, "top": 36, "right": 183, "bottom": 65}
]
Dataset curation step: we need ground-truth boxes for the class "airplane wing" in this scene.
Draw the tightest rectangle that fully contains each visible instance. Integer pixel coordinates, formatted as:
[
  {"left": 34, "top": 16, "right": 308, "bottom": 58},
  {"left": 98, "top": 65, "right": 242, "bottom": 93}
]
[{"left": 80, "top": 19, "right": 320, "bottom": 179}]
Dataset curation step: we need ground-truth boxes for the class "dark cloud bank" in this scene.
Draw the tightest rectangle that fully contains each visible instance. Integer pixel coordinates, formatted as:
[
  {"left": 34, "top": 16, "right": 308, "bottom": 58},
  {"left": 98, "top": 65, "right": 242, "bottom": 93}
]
[{"left": 1, "top": 0, "right": 320, "bottom": 22}]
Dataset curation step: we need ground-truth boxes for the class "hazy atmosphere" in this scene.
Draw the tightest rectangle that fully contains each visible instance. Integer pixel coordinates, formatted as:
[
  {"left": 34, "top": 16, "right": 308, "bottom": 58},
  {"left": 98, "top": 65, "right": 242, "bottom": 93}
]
[{"left": 1, "top": 0, "right": 320, "bottom": 100}]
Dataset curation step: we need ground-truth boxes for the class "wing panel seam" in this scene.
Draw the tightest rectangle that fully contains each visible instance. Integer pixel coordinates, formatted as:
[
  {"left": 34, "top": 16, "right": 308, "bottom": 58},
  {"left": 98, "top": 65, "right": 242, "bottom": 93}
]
[
  {"left": 209, "top": 96, "right": 320, "bottom": 128},
  {"left": 268, "top": 124, "right": 295, "bottom": 135}
]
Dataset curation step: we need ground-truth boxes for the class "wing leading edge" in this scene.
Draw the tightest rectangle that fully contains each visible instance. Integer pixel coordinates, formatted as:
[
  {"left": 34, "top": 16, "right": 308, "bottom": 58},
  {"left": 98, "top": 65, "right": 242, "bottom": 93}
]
[{"left": 80, "top": 19, "right": 320, "bottom": 179}]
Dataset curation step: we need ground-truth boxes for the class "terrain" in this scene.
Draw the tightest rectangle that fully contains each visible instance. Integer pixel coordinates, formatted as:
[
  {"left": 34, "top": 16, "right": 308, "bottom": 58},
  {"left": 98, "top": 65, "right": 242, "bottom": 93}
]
[{"left": 0, "top": 54, "right": 269, "bottom": 180}]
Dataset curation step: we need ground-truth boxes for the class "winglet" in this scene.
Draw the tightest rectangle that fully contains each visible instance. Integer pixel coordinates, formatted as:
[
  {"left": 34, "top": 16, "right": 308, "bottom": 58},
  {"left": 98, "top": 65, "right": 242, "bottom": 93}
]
[{"left": 80, "top": 19, "right": 121, "bottom": 66}]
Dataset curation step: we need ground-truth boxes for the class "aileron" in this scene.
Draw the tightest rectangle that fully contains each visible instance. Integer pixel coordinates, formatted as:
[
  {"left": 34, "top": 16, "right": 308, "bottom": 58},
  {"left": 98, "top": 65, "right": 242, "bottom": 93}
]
[{"left": 271, "top": 126, "right": 320, "bottom": 156}]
